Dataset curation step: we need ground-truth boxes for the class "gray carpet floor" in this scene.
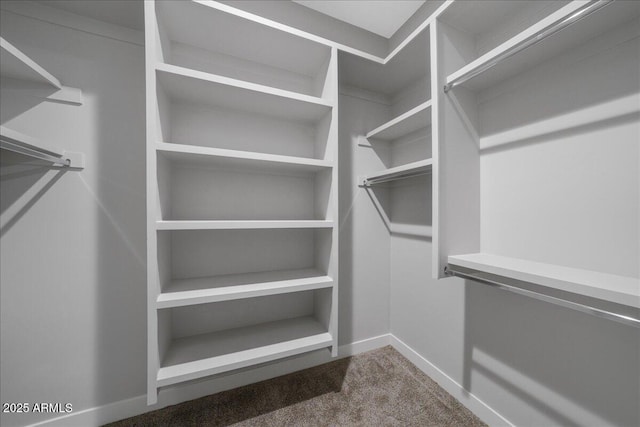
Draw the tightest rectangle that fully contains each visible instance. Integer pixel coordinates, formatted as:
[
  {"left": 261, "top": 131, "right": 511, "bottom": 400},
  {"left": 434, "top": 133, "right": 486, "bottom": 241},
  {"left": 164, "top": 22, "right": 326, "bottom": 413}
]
[{"left": 107, "top": 346, "right": 486, "bottom": 426}]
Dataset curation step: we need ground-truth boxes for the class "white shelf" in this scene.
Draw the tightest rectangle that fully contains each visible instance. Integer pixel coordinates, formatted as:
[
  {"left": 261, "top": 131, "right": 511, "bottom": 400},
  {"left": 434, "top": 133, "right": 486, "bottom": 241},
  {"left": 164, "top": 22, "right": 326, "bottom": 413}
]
[
  {"left": 1, "top": 37, "right": 61, "bottom": 88},
  {"left": 362, "top": 159, "right": 433, "bottom": 186},
  {"left": 448, "top": 253, "right": 640, "bottom": 309},
  {"left": 0, "top": 37, "right": 83, "bottom": 105},
  {"left": 0, "top": 126, "right": 84, "bottom": 168},
  {"left": 157, "top": 268, "right": 332, "bottom": 309},
  {"left": 444, "top": 1, "right": 640, "bottom": 92},
  {"left": 366, "top": 100, "right": 432, "bottom": 141},
  {"left": 156, "top": 63, "right": 332, "bottom": 122},
  {"left": 156, "top": 0, "right": 331, "bottom": 95},
  {"left": 156, "top": 220, "right": 334, "bottom": 230},
  {"left": 389, "top": 223, "right": 433, "bottom": 238},
  {"left": 157, "top": 316, "right": 332, "bottom": 387},
  {"left": 156, "top": 142, "right": 332, "bottom": 173}
]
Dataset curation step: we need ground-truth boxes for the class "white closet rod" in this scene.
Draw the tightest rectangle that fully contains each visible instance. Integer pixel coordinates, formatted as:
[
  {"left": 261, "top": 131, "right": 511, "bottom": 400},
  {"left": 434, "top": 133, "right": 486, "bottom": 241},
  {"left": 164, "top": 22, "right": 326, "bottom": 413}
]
[
  {"left": 445, "top": 266, "right": 640, "bottom": 328},
  {"left": 0, "top": 134, "right": 71, "bottom": 167},
  {"left": 444, "top": 0, "right": 614, "bottom": 92},
  {"left": 363, "top": 169, "right": 432, "bottom": 187}
]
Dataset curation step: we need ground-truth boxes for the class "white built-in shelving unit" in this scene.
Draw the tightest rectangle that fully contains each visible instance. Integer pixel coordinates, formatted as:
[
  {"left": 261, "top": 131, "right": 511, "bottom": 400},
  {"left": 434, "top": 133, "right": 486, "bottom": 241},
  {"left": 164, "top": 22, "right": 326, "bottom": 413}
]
[
  {"left": 144, "top": 0, "right": 339, "bottom": 403},
  {"left": 434, "top": 0, "right": 640, "bottom": 322},
  {"left": 0, "top": 37, "right": 84, "bottom": 167},
  {"left": 344, "top": 28, "right": 433, "bottom": 237}
]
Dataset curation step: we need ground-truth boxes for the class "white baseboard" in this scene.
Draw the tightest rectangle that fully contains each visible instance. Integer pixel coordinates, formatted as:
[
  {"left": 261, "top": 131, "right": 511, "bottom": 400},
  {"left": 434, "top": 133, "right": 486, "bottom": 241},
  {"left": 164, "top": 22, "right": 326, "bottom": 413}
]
[
  {"left": 28, "top": 334, "right": 392, "bottom": 427},
  {"left": 29, "top": 334, "right": 509, "bottom": 427},
  {"left": 389, "top": 335, "right": 513, "bottom": 427}
]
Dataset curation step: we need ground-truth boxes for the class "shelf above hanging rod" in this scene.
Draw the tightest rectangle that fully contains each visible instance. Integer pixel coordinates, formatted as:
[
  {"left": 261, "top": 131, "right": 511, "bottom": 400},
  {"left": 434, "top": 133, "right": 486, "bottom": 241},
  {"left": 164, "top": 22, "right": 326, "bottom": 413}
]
[
  {"left": 0, "top": 126, "right": 84, "bottom": 168},
  {"left": 445, "top": 265, "right": 639, "bottom": 329},
  {"left": 361, "top": 159, "right": 432, "bottom": 187},
  {"left": 443, "top": 0, "right": 614, "bottom": 93}
]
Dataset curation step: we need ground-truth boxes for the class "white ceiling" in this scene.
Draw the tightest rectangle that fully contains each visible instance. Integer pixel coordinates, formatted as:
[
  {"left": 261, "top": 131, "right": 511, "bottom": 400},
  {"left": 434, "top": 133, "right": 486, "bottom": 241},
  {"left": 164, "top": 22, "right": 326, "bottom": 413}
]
[{"left": 293, "top": 1, "right": 426, "bottom": 38}]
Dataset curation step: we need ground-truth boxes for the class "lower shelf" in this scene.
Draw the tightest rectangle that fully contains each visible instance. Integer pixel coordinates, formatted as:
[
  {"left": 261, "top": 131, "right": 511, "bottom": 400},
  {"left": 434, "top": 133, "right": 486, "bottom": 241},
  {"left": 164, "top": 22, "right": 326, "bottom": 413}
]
[
  {"left": 156, "top": 316, "right": 332, "bottom": 387},
  {"left": 448, "top": 253, "right": 639, "bottom": 309}
]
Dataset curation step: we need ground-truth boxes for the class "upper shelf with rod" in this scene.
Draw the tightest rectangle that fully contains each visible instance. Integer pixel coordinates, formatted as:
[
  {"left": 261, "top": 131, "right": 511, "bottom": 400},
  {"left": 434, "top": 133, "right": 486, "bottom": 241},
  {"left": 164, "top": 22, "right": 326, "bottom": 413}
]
[
  {"left": 0, "top": 36, "right": 83, "bottom": 105},
  {"left": 440, "top": 0, "right": 637, "bottom": 93},
  {"left": 0, "top": 126, "right": 84, "bottom": 169},
  {"left": 447, "top": 253, "right": 640, "bottom": 328}
]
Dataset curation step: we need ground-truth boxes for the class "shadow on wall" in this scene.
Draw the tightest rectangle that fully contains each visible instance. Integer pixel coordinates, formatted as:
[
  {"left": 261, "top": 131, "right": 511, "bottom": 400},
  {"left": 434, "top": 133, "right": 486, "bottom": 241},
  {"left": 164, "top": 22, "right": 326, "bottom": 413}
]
[
  {"left": 364, "top": 174, "right": 432, "bottom": 241},
  {"left": 0, "top": 152, "right": 65, "bottom": 237},
  {"left": 462, "top": 281, "right": 640, "bottom": 426}
]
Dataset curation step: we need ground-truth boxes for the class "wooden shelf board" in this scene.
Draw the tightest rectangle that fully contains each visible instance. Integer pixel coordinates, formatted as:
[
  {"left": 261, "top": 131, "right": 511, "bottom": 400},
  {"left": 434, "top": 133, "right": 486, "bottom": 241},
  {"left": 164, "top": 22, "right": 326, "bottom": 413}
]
[
  {"left": 364, "top": 159, "right": 433, "bottom": 183},
  {"left": 445, "top": 1, "right": 640, "bottom": 93},
  {"left": 156, "top": 63, "right": 332, "bottom": 122},
  {"left": 159, "top": 0, "right": 331, "bottom": 79},
  {"left": 389, "top": 223, "right": 433, "bottom": 238},
  {"left": 448, "top": 253, "right": 640, "bottom": 309},
  {"left": 157, "top": 268, "right": 333, "bottom": 308},
  {"left": 156, "top": 142, "right": 332, "bottom": 173},
  {"left": 157, "top": 316, "right": 332, "bottom": 387},
  {"left": 0, "top": 37, "right": 61, "bottom": 89},
  {"left": 156, "top": 220, "right": 334, "bottom": 230},
  {"left": 1, "top": 126, "right": 61, "bottom": 156},
  {"left": 366, "top": 100, "right": 432, "bottom": 141}
]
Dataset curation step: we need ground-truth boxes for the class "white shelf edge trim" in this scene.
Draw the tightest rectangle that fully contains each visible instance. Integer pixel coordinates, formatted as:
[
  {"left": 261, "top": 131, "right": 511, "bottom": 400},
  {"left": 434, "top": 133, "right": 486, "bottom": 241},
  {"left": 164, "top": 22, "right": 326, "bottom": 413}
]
[
  {"left": 156, "top": 142, "right": 333, "bottom": 170},
  {"left": 156, "top": 332, "right": 333, "bottom": 387},
  {"left": 155, "top": 62, "right": 333, "bottom": 109},
  {"left": 444, "top": 0, "right": 613, "bottom": 92},
  {"left": 365, "top": 100, "right": 432, "bottom": 140},
  {"left": 0, "top": 126, "right": 84, "bottom": 168},
  {"left": 361, "top": 159, "right": 433, "bottom": 187},
  {"left": 157, "top": 275, "right": 333, "bottom": 309},
  {"left": 1, "top": 37, "right": 83, "bottom": 105},
  {"left": 156, "top": 220, "right": 334, "bottom": 230},
  {"left": 1, "top": 36, "right": 61, "bottom": 88},
  {"left": 447, "top": 253, "right": 640, "bottom": 327}
]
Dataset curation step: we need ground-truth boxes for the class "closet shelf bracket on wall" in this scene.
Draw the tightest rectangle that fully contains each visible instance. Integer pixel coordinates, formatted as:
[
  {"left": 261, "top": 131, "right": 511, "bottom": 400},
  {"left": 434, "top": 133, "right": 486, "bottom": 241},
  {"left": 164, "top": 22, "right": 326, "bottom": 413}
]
[
  {"left": 0, "top": 126, "right": 84, "bottom": 169},
  {"left": 443, "top": 0, "right": 614, "bottom": 92}
]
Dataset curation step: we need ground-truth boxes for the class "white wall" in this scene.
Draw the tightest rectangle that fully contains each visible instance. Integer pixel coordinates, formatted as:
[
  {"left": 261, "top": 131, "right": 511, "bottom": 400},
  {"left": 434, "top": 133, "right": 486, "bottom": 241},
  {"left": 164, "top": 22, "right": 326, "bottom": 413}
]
[
  {"left": 0, "top": 5, "right": 147, "bottom": 427},
  {"left": 338, "top": 91, "right": 392, "bottom": 346}
]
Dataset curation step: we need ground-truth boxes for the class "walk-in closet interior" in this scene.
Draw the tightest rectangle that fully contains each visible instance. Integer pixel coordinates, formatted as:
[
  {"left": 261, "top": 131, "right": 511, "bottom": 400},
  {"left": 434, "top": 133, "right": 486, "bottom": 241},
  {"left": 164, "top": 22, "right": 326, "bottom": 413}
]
[{"left": 1, "top": 1, "right": 638, "bottom": 426}]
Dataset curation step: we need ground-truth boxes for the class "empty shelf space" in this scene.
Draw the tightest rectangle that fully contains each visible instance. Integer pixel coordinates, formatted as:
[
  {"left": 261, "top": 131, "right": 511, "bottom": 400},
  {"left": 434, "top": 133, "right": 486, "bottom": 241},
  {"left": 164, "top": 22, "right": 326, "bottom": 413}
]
[
  {"left": 156, "top": 63, "right": 332, "bottom": 122},
  {"left": 448, "top": 253, "right": 640, "bottom": 309},
  {"left": 1, "top": 36, "right": 61, "bottom": 88},
  {"left": 154, "top": 0, "right": 332, "bottom": 97},
  {"left": 156, "top": 220, "right": 334, "bottom": 230},
  {"left": 157, "top": 268, "right": 333, "bottom": 308},
  {"left": 157, "top": 316, "right": 332, "bottom": 387},
  {"left": 362, "top": 159, "right": 433, "bottom": 186},
  {"left": 444, "top": 0, "right": 638, "bottom": 92},
  {"left": 156, "top": 142, "right": 333, "bottom": 173},
  {"left": 366, "top": 100, "right": 432, "bottom": 141}
]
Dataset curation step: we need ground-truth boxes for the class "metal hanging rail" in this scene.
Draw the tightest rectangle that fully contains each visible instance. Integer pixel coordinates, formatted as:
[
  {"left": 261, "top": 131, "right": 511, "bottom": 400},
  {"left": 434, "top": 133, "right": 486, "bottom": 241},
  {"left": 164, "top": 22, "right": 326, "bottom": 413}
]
[
  {"left": 363, "top": 169, "right": 432, "bottom": 187},
  {"left": 444, "top": 0, "right": 614, "bottom": 92},
  {"left": 445, "top": 266, "right": 640, "bottom": 328},
  {"left": 361, "top": 159, "right": 433, "bottom": 187},
  {"left": 0, "top": 128, "right": 72, "bottom": 167}
]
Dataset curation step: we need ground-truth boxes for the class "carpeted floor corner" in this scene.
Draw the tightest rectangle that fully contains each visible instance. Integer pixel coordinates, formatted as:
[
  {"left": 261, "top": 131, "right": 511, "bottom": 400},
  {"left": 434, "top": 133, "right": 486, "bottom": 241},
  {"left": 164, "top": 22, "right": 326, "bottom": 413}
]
[{"left": 106, "top": 346, "right": 486, "bottom": 426}]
